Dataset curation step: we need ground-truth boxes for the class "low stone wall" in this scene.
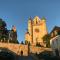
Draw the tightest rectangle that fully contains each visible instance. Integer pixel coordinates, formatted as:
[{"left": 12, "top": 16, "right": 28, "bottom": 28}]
[
  {"left": 0, "top": 42, "right": 52, "bottom": 56},
  {"left": 0, "top": 42, "right": 28, "bottom": 56},
  {"left": 30, "top": 45, "right": 52, "bottom": 54}
]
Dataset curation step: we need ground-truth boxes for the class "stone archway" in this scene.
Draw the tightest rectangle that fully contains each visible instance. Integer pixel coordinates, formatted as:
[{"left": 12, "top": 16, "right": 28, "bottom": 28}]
[{"left": 21, "top": 50, "right": 23, "bottom": 56}]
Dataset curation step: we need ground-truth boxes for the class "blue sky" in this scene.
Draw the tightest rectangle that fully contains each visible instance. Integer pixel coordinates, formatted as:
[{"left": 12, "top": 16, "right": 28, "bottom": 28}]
[{"left": 0, "top": 0, "right": 60, "bottom": 43}]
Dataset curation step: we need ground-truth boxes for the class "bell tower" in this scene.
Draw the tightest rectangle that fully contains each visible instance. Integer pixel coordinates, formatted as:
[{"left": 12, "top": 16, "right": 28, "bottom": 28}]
[
  {"left": 25, "top": 16, "right": 48, "bottom": 46},
  {"left": 32, "top": 16, "right": 47, "bottom": 46}
]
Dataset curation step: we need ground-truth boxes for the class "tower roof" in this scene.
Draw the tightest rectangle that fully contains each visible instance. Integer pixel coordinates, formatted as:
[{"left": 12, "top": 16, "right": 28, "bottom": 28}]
[
  {"left": 29, "top": 16, "right": 32, "bottom": 20},
  {"left": 50, "top": 26, "right": 60, "bottom": 34},
  {"left": 41, "top": 17, "right": 46, "bottom": 20},
  {"left": 33, "top": 16, "right": 41, "bottom": 24},
  {"left": 33, "top": 16, "right": 41, "bottom": 21}
]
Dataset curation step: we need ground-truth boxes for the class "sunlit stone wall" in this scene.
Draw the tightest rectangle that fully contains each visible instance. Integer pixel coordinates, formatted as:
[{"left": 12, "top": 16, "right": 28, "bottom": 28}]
[
  {"left": 30, "top": 45, "right": 52, "bottom": 54},
  {"left": 0, "top": 42, "right": 52, "bottom": 56},
  {"left": 0, "top": 42, "right": 28, "bottom": 56}
]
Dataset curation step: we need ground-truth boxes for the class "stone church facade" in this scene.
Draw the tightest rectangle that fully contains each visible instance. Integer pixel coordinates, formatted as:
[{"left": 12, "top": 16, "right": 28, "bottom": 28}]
[{"left": 25, "top": 16, "right": 48, "bottom": 46}]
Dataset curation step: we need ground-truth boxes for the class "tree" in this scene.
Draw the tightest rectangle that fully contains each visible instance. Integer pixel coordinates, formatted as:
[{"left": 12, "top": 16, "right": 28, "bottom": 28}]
[
  {"left": 25, "top": 40, "right": 28, "bottom": 45},
  {"left": 11, "top": 30, "right": 18, "bottom": 43},
  {"left": 0, "top": 18, "right": 6, "bottom": 30},
  {"left": 0, "top": 18, "right": 8, "bottom": 42},
  {"left": 0, "top": 18, "right": 19, "bottom": 43},
  {"left": 43, "top": 34, "right": 51, "bottom": 47}
]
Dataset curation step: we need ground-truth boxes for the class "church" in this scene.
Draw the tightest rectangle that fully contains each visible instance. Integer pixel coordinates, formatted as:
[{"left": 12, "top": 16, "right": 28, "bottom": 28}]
[{"left": 25, "top": 16, "right": 48, "bottom": 46}]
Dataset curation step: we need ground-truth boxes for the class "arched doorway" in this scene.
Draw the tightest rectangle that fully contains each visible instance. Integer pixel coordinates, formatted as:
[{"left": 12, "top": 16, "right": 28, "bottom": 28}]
[{"left": 21, "top": 51, "right": 23, "bottom": 56}]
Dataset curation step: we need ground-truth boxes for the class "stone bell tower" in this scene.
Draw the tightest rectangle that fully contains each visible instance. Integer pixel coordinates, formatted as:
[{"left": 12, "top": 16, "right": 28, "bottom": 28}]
[{"left": 25, "top": 16, "right": 48, "bottom": 46}]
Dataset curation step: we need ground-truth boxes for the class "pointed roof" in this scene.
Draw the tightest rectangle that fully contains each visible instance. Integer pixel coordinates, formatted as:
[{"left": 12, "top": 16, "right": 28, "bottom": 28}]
[
  {"left": 50, "top": 26, "right": 60, "bottom": 34},
  {"left": 41, "top": 17, "right": 46, "bottom": 20},
  {"left": 28, "top": 16, "right": 33, "bottom": 24},
  {"left": 29, "top": 16, "right": 32, "bottom": 20},
  {"left": 33, "top": 16, "right": 41, "bottom": 21}
]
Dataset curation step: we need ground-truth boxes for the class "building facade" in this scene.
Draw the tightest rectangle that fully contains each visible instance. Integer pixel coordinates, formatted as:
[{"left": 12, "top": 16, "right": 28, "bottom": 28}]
[
  {"left": 50, "top": 26, "right": 60, "bottom": 38},
  {"left": 25, "top": 16, "right": 48, "bottom": 46},
  {"left": 50, "top": 35, "right": 60, "bottom": 56},
  {"left": 50, "top": 26, "right": 60, "bottom": 56}
]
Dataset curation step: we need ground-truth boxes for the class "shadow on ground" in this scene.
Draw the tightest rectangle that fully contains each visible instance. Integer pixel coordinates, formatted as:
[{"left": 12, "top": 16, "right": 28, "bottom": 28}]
[
  {"left": 0, "top": 48, "right": 60, "bottom": 60},
  {"left": 35, "top": 50, "right": 60, "bottom": 60},
  {"left": 0, "top": 47, "right": 18, "bottom": 60},
  {"left": 0, "top": 47, "right": 33, "bottom": 60}
]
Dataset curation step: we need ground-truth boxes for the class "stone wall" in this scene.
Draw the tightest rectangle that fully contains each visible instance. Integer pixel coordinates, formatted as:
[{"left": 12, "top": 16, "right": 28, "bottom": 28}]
[
  {"left": 30, "top": 45, "right": 52, "bottom": 54},
  {"left": 0, "top": 42, "right": 28, "bottom": 56},
  {"left": 0, "top": 42, "right": 52, "bottom": 56}
]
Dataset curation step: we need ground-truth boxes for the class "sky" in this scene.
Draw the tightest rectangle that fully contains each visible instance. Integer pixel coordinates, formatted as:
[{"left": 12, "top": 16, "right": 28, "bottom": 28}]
[{"left": 0, "top": 0, "right": 60, "bottom": 43}]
